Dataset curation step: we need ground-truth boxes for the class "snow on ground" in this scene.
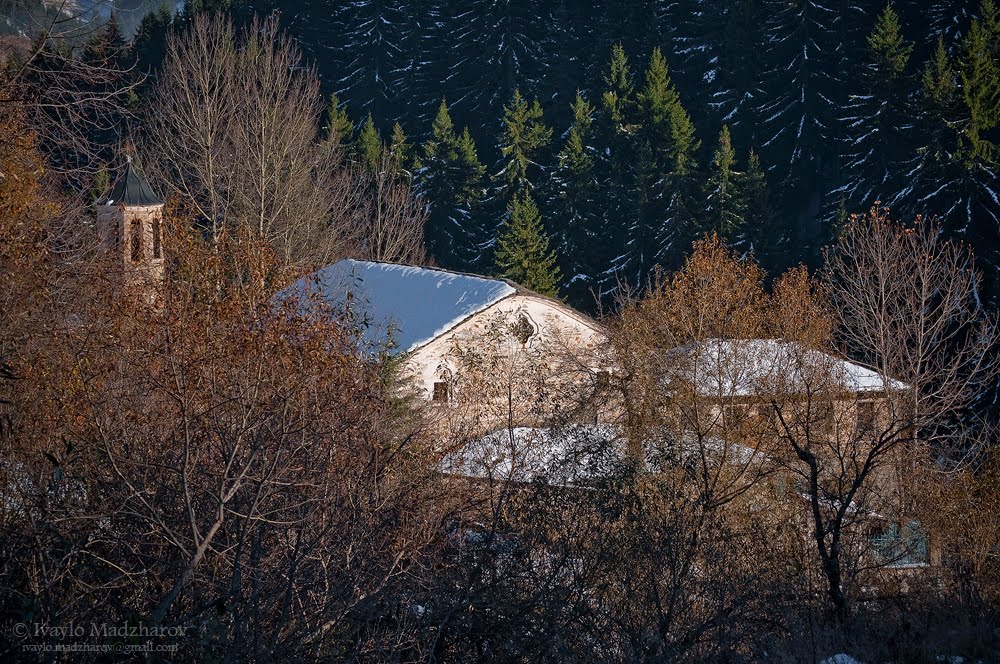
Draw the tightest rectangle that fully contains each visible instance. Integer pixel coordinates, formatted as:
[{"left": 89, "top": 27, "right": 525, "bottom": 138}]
[
  {"left": 289, "top": 259, "right": 515, "bottom": 354},
  {"left": 441, "top": 425, "right": 623, "bottom": 485},
  {"left": 442, "top": 426, "right": 768, "bottom": 485},
  {"left": 820, "top": 656, "right": 865, "bottom": 664}
]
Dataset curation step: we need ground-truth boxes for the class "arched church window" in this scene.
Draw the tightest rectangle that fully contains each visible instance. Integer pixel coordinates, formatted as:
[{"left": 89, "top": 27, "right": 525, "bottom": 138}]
[
  {"left": 432, "top": 366, "right": 454, "bottom": 404},
  {"left": 152, "top": 218, "right": 162, "bottom": 259},
  {"left": 130, "top": 219, "right": 142, "bottom": 261}
]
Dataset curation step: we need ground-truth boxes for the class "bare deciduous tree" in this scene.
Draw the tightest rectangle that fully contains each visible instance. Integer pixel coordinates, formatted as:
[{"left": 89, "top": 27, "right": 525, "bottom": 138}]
[
  {"left": 1, "top": 0, "right": 138, "bottom": 179},
  {"left": 357, "top": 152, "right": 428, "bottom": 265},
  {"left": 143, "top": 14, "right": 428, "bottom": 280},
  {"left": 823, "top": 205, "right": 1000, "bottom": 464}
]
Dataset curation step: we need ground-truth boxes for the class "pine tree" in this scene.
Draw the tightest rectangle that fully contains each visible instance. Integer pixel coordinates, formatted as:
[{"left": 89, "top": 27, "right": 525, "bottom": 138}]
[
  {"left": 831, "top": 1, "right": 914, "bottom": 222},
  {"left": 553, "top": 91, "right": 599, "bottom": 304},
  {"left": 356, "top": 112, "right": 383, "bottom": 171},
  {"left": 740, "top": 148, "right": 783, "bottom": 272},
  {"left": 705, "top": 125, "right": 745, "bottom": 239},
  {"left": 649, "top": 48, "right": 701, "bottom": 271},
  {"left": 388, "top": 122, "right": 418, "bottom": 177},
  {"left": 418, "top": 99, "right": 487, "bottom": 269},
  {"left": 325, "top": 93, "right": 355, "bottom": 150},
  {"left": 497, "top": 89, "right": 553, "bottom": 197},
  {"left": 495, "top": 190, "right": 561, "bottom": 297},
  {"left": 602, "top": 43, "right": 636, "bottom": 130},
  {"left": 957, "top": 16, "right": 1000, "bottom": 163}
]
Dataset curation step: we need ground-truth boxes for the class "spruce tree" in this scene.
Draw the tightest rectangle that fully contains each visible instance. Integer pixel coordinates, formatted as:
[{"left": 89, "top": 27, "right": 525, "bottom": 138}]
[
  {"left": 83, "top": 12, "right": 125, "bottom": 66},
  {"left": 868, "top": 1, "right": 913, "bottom": 79},
  {"left": 905, "top": 6, "right": 1000, "bottom": 247},
  {"left": 740, "top": 148, "right": 783, "bottom": 272},
  {"left": 705, "top": 125, "right": 745, "bottom": 239},
  {"left": 356, "top": 112, "right": 383, "bottom": 171},
  {"left": 957, "top": 16, "right": 1000, "bottom": 163},
  {"left": 325, "top": 93, "right": 355, "bottom": 150},
  {"left": 497, "top": 88, "right": 553, "bottom": 197},
  {"left": 495, "top": 190, "right": 561, "bottom": 297},
  {"left": 595, "top": 44, "right": 639, "bottom": 294},
  {"left": 631, "top": 47, "right": 675, "bottom": 283},
  {"left": 132, "top": 1, "right": 173, "bottom": 72},
  {"left": 649, "top": 48, "right": 701, "bottom": 271},
  {"left": 388, "top": 122, "right": 418, "bottom": 177},
  {"left": 602, "top": 43, "right": 635, "bottom": 129},
  {"left": 455, "top": 127, "right": 488, "bottom": 211},
  {"left": 754, "top": 0, "right": 870, "bottom": 258},
  {"left": 418, "top": 99, "right": 486, "bottom": 269},
  {"left": 553, "top": 91, "right": 599, "bottom": 304},
  {"left": 832, "top": 1, "right": 913, "bottom": 221}
]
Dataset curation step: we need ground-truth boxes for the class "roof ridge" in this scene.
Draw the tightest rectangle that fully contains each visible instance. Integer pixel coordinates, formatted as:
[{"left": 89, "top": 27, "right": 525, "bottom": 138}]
[{"left": 339, "top": 258, "right": 605, "bottom": 331}]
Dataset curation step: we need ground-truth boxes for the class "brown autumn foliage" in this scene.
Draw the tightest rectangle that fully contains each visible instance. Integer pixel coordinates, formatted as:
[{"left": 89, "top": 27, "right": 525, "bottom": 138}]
[{"left": 0, "top": 202, "right": 449, "bottom": 660}]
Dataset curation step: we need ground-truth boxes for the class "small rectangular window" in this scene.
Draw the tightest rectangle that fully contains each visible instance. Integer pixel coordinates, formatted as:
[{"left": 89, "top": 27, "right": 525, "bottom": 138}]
[
  {"left": 130, "top": 219, "right": 142, "bottom": 262},
  {"left": 812, "top": 400, "right": 835, "bottom": 439},
  {"left": 152, "top": 218, "right": 162, "bottom": 259},
  {"left": 855, "top": 400, "right": 876, "bottom": 437},
  {"left": 432, "top": 381, "right": 450, "bottom": 403},
  {"left": 723, "top": 403, "right": 749, "bottom": 429}
]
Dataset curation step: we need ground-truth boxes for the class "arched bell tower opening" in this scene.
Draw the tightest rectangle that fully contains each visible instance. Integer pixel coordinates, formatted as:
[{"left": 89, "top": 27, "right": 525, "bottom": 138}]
[{"left": 97, "top": 156, "right": 165, "bottom": 298}]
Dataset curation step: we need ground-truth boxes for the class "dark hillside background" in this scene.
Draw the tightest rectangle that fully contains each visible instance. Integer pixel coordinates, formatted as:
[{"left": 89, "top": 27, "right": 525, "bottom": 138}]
[{"left": 51, "top": 0, "right": 1000, "bottom": 310}]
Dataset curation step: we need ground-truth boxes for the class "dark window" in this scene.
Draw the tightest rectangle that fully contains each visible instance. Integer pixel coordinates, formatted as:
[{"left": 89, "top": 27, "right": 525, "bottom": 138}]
[
  {"left": 815, "top": 400, "right": 835, "bottom": 438},
  {"left": 152, "top": 218, "right": 162, "bottom": 259},
  {"left": 723, "top": 403, "right": 749, "bottom": 429},
  {"left": 510, "top": 314, "right": 535, "bottom": 345},
  {"left": 130, "top": 219, "right": 142, "bottom": 262},
  {"left": 871, "top": 521, "right": 928, "bottom": 566},
  {"left": 432, "top": 381, "right": 451, "bottom": 403},
  {"left": 855, "top": 400, "right": 876, "bottom": 437}
]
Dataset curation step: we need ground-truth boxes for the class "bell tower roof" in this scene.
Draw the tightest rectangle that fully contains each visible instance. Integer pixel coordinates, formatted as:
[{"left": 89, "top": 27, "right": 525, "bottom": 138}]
[{"left": 103, "top": 158, "right": 162, "bottom": 207}]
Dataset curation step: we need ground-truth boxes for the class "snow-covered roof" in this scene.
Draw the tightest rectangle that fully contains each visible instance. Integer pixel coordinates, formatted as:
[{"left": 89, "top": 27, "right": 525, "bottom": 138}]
[
  {"left": 673, "top": 338, "right": 908, "bottom": 397},
  {"left": 292, "top": 259, "right": 516, "bottom": 354}
]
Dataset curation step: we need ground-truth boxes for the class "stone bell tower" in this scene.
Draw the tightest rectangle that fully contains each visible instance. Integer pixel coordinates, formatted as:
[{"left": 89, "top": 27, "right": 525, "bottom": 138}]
[{"left": 97, "top": 157, "right": 166, "bottom": 293}]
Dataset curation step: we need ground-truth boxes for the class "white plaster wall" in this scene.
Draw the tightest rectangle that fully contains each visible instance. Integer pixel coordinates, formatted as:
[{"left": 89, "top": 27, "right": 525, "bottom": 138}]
[{"left": 398, "top": 294, "right": 606, "bottom": 403}]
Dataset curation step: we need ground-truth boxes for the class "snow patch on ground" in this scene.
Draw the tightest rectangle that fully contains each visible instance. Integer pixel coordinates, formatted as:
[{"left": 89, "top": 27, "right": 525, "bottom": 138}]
[
  {"left": 441, "top": 425, "right": 623, "bottom": 485},
  {"left": 820, "top": 655, "right": 865, "bottom": 664}
]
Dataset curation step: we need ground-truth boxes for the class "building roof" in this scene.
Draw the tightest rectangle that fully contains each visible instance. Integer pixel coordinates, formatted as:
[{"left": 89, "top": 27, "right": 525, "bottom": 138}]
[
  {"left": 102, "top": 159, "right": 163, "bottom": 207},
  {"left": 295, "top": 259, "right": 518, "bottom": 354},
  {"left": 672, "top": 338, "right": 909, "bottom": 397}
]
